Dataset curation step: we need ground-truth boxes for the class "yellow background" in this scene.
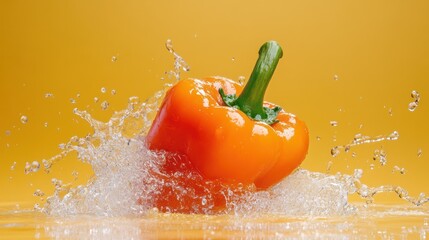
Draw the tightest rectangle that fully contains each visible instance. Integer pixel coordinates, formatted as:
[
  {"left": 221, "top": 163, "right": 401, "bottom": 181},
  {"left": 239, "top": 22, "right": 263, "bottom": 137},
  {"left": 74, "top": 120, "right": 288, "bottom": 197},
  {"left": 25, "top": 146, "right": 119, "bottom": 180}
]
[{"left": 1, "top": 1, "right": 428, "bottom": 206}]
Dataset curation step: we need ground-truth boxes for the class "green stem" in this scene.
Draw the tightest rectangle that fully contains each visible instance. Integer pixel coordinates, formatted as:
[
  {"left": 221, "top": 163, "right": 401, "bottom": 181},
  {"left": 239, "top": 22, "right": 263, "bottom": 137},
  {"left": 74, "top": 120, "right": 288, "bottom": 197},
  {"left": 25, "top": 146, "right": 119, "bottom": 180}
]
[{"left": 220, "top": 41, "right": 283, "bottom": 124}]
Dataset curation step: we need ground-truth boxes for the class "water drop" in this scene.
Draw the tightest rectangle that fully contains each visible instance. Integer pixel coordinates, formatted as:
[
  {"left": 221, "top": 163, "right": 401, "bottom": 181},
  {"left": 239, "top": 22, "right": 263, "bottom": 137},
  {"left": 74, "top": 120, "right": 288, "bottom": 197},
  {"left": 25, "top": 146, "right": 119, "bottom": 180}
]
[
  {"left": 387, "top": 131, "right": 399, "bottom": 141},
  {"left": 31, "top": 161, "right": 40, "bottom": 172},
  {"left": 417, "top": 148, "right": 423, "bottom": 158},
  {"left": 111, "top": 89, "right": 116, "bottom": 95},
  {"left": 331, "top": 146, "right": 340, "bottom": 157},
  {"left": 42, "top": 159, "right": 51, "bottom": 172},
  {"left": 353, "top": 169, "right": 363, "bottom": 179},
  {"left": 344, "top": 145, "right": 350, "bottom": 152},
  {"left": 111, "top": 56, "right": 118, "bottom": 62},
  {"left": 94, "top": 97, "right": 99, "bottom": 103},
  {"left": 24, "top": 162, "right": 31, "bottom": 174},
  {"left": 408, "top": 90, "right": 420, "bottom": 111},
  {"left": 316, "top": 136, "right": 321, "bottom": 141},
  {"left": 393, "top": 166, "right": 406, "bottom": 174},
  {"left": 408, "top": 102, "right": 418, "bottom": 112},
  {"left": 330, "top": 121, "right": 338, "bottom": 127},
  {"left": 10, "top": 162, "right": 16, "bottom": 170},
  {"left": 238, "top": 76, "right": 246, "bottom": 85},
  {"left": 101, "top": 87, "right": 107, "bottom": 94},
  {"left": 33, "top": 189, "right": 45, "bottom": 197},
  {"left": 231, "top": 57, "right": 235, "bottom": 62},
  {"left": 44, "top": 93, "right": 54, "bottom": 98},
  {"left": 201, "top": 197, "right": 207, "bottom": 206},
  {"left": 101, "top": 101, "right": 110, "bottom": 110},
  {"left": 165, "top": 39, "right": 174, "bottom": 53},
  {"left": 20, "top": 115, "right": 28, "bottom": 124},
  {"left": 411, "top": 90, "right": 420, "bottom": 101},
  {"left": 70, "top": 98, "right": 76, "bottom": 104},
  {"left": 369, "top": 164, "right": 375, "bottom": 170},
  {"left": 333, "top": 74, "right": 339, "bottom": 81},
  {"left": 44, "top": 122, "right": 48, "bottom": 127},
  {"left": 326, "top": 161, "right": 333, "bottom": 171}
]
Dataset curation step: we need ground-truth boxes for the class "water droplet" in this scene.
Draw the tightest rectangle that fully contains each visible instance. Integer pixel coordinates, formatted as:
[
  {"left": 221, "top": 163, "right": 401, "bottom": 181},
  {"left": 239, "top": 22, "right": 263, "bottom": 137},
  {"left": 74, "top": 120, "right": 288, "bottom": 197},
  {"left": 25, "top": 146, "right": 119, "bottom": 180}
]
[
  {"left": 101, "top": 101, "right": 110, "bottom": 110},
  {"left": 417, "top": 148, "right": 423, "bottom": 158},
  {"left": 44, "top": 122, "right": 48, "bottom": 127},
  {"left": 101, "top": 87, "right": 107, "bottom": 94},
  {"left": 231, "top": 57, "right": 235, "bottom": 62},
  {"left": 387, "top": 131, "right": 399, "bottom": 141},
  {"left": 333, "top": 74, "right": 339, "bottom": 81},
  {"left": 111, "top": 89, "right": 116, "bottom": 95},
  {"left": 31, "top": 161, "right": 40, "bottom": 172},
  {"left": 10, "top": 162, "right": 16, "bottom": 170},
  {"left": 388, "top": 107, "right": 393, "bottom": 116},
  {"left": 344, "top": 145, "right": 350, "bottom": 152},
  {"left": 42, "top": 159, "right": 51, "bottom": 172},
  {"left": 393, "top": 165, "right": 406, "bottom": 174},
  {"left": 326, "top": 161, "right": 333, "bottom": 171},
  {"left": 238, "top": 76, "right": 246, "bottom": 85},
  {"left": 316, "top": 136, "right": 321, "bottom": 141},
  {"left": 44, "top": 93, "right": 54, "bottom": 98},
  {"left": 369, "top": 164, "right": 375, "bottom": 170},
  {"left": 373, "top": 149, "right": 387, "bottom": 166},
  {"left": 111, "top": 56, "right": 118, "bottom": 62},
  {"left": 408, "top": 102, "right": 418, "bottom": 112},
  {"left": 165, "top": 39, "right": 174, "bottom": 53},
  {"left": 70, "top": 98, "right": 76, "bottom": 104},
  {"left": 353, "top": 169, "right": 363, "bottom": 179},
  {"left": 330, "top": 121, "right": 338, "bottom": 127},
  {"left": 94, "top": 97, "right": 99, "bottom": 103},
  {"left": 411, "top": 90, "right": 420, "bottom": 101},
  {"left": 408, "top": 90, "right": 420, "bottom": 111},
  {"left": 201, "top": 197, "right": 207, "bottom": 205},
  {"left": 33, "top": 203, "right": 41, "bottom": 211},
  {"left": 24, "top": 162, "right": 31, "bottom": 174},
  {"left": 20, "top": 115, "right": 28, "bottom": 124},
  {"left": 331, "top": 146, "right": 340, "bottom": 157},
  {"left": 33, "top": 189, "right": 45, "bottom": 197}
]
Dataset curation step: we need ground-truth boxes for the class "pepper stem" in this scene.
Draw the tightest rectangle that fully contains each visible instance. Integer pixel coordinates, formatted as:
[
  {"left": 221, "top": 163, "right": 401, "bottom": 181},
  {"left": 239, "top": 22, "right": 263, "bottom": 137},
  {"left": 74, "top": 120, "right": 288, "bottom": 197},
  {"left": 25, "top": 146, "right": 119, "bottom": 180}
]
[{"left": 220, "top": 41, "right": 283, "bottom": 124}]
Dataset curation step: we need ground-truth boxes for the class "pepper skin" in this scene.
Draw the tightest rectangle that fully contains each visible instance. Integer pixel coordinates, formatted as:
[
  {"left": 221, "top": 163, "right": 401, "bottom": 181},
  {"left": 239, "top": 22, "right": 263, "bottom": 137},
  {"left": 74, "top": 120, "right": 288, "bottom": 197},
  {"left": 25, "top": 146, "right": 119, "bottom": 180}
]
[{"left": 146, "top": 41, "right": 309, "bottom": 211}]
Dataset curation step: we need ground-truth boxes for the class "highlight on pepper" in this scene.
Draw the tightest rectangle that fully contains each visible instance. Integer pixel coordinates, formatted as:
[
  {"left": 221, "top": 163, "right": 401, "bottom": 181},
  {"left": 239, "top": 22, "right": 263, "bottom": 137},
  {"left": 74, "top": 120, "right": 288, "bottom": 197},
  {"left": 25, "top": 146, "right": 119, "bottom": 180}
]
[{"left": 146, "top": 41, "right": 309, "bottom": 210}]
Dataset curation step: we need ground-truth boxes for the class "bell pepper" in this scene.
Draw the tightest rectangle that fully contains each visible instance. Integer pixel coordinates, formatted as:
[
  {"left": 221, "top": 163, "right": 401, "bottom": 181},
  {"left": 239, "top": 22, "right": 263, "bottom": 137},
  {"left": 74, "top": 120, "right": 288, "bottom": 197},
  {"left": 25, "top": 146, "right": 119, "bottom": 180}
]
[{"left": 146, "top": 41, "right": 309, "bottom": 210}]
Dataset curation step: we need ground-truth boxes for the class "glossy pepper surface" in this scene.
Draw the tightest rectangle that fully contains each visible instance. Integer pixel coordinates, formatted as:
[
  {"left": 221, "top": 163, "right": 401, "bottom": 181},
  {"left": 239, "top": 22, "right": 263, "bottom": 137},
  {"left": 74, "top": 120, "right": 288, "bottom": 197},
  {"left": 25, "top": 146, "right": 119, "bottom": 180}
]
[{"left": 146, "top": 41, "right": 309, "bottom": 191}]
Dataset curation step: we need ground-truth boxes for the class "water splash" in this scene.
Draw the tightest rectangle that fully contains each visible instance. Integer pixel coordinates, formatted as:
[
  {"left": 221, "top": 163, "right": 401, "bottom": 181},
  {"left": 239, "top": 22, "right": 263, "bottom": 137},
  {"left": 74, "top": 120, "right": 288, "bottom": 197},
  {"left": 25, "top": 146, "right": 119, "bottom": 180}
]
[
  {"left": 330, "top": 131, "right": 399, "bottom": 158},
  {"left": 33, "top": 41, "right": 428, "bottom": 218},
  {"left": 164, "top": 39, "right": 190, "bottom": 83}
]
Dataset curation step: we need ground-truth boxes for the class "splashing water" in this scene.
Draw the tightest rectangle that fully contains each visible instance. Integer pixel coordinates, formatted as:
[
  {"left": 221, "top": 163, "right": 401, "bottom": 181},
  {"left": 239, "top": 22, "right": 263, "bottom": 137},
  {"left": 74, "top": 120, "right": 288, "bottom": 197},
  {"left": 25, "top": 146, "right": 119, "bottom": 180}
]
[{"left": 34, "top": 41, "right": 429, "bottom": 218}]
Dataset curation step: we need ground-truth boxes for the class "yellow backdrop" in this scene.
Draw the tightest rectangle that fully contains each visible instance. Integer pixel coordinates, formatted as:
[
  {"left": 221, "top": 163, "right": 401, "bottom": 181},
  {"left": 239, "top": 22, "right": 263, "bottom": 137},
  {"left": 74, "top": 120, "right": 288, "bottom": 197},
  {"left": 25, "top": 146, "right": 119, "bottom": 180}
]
[{"left": 1, "top": 1, "right": 428, "bottom": 206}]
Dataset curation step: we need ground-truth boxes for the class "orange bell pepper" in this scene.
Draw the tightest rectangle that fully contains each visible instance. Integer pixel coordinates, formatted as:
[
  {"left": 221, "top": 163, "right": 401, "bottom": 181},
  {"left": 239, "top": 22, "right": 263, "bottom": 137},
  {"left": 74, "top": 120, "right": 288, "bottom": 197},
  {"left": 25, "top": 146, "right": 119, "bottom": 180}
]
[{"left": 146, "top": 41, "right": 309, "bottom": 211}]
